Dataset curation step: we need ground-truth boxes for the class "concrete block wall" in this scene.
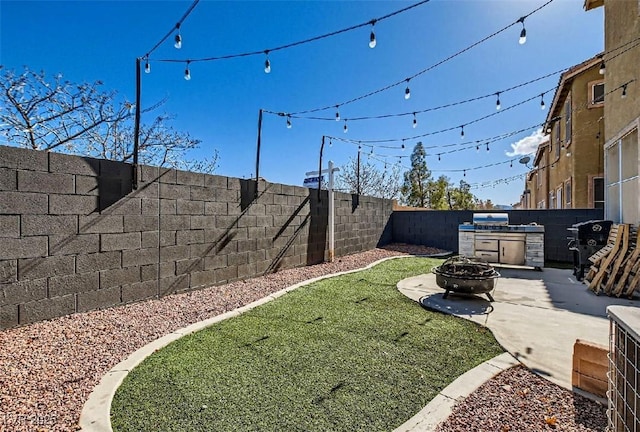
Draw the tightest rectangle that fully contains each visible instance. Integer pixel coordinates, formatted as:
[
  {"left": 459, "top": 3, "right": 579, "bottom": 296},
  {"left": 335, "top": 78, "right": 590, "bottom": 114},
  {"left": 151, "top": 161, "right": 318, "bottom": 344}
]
[
  {"left": 392, "top": 208, "right": 605, "bottom": 262},
  {"left": 0, "top": 145, "right": 393, "bottom": 328}
]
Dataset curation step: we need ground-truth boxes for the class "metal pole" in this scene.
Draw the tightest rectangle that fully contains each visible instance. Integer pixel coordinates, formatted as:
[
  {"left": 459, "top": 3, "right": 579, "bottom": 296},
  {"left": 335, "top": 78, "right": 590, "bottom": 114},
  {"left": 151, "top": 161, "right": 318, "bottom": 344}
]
[
  {"left": 133, "top": 58, "right": 141, "bottom": 190},
  {"left": 318, "top": 136, "right": 325, "bottom": 202},
  {"left": 255, "top": 109, "right": 263, "bottom": 198},
  {"left": 328, "top": 160, "right": 335, "bottom": 262},
  {"left": 356, "top": 149, "right": 361, "bottom": 195}
]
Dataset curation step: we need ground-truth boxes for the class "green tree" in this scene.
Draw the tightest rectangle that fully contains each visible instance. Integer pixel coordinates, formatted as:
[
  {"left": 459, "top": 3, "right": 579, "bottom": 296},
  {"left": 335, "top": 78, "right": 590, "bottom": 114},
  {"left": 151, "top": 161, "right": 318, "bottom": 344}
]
[
  {"left": 429, "top": 175, "right": 451, "bottom": 209},
  {"left": 401, "top": 142, "right": 432, "bottom": 207},
  {"left": 449, "top": 180, "right": 476, "bottom": 210}
]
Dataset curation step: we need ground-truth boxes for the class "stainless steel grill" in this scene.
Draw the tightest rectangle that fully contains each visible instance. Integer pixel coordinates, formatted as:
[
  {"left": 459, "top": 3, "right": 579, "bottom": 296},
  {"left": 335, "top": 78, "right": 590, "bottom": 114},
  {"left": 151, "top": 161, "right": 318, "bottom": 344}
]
[{"left": 459, "top": 213, "right": 544, "bottom": 269}]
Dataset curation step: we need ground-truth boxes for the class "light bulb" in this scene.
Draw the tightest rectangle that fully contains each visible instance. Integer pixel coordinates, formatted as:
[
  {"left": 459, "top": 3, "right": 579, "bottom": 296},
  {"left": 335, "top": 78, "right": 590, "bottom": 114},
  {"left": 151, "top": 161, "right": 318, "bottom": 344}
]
[
  {"left": 438, "top": 154, "right": 441, "bottom": 162},
  {"left": 264, "top": 58, "right": 271, "bottom": 74},
  {"left": 343, "top": 121, "right": 348, "bottom": 133},
  {"left": 370, "top": 147, "right": 374, "bottom": 155},
  {"left": 540, "top": 94, "right": 546, "bottom": 110},
  {"left": 329, "top": 139, "right": 333, "bottom": 147},
  {"left": 369, "top": 29, "right": 377, "bottom": 48},
  {"left": 412, "top": 113, "right": 417, "bottom": 129},
  {"left": 184, "top": 66, "right": 191, "bottom": 81},
  {"left": 486, "top": 143, "right": 490, "bottom": 152},
  {"left": 519, "top": 28, "right": 527, "bottom": 45},
  {"left": 510, "top": 160, "right": 513, "bottom": 168},
  {"left": 496, "top": 93, "right": 501, "bottom": 110},
  {"left": 174, "top": 33, "right": 182, "bottom": 49},
  {"left": 145, "top": 61, "right": 151, "bottom": 74},
  {"left": 599, "top": 61, "right": 605, "bottom": 75},
  {"left": 335, "top": 107, "right": 340, "bottom": 121},
  {"left": 622, "top": 84, "right": 627, "bottom": 99},
  {"left": 401, "top": 144, "right": 405, "bottom": 151},
  {"left": 476, "top": 145, "right": 480, "bottom": 153},
  {"left": 286, "top": 116, "right": 292, "bottom": 129},
  {"left": 405, "top": 86, "right": 411, "bottom": 100},
  {"left": 463, "top": 170, "right": 466, "bottom": 177},
  {"left": 460, "top": 126, "right": 465, "bottom": 139}
]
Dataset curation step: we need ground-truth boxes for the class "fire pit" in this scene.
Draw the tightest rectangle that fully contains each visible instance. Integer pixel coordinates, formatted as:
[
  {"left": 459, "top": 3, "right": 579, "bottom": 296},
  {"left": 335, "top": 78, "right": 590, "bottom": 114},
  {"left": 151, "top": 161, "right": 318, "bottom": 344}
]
[{"left": 431, "top": 255, "right": 500, "bottom": 302}]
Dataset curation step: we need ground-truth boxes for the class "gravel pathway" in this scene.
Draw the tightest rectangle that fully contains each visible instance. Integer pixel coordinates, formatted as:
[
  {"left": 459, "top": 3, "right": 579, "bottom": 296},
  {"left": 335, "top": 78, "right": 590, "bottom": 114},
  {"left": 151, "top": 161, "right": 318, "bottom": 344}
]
[
  {"left": 436, "top": 365, "right": 608, "bottom": 432},
  {"left": 0, "top": 246, "right": 441, "bottom": 432}
]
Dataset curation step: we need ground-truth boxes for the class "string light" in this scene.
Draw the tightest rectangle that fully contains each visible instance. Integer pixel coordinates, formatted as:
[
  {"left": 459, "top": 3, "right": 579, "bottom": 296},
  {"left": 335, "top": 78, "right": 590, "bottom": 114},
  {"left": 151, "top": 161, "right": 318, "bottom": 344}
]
[
  {"left": 144, "top": 58, "right": 151, "bottom": 74},
  {"left": 540, "top": 93, "right": 545, "bottom": 110},
  {"left": 405, "top": 79, "right": 411, "bottom": 100},
  {"left": 257, "top": 0, "right": 555, "bottom": 116},
  {"left": 460, "top": 125, "right": 465, "bottom": 139},
  {"left": 335, "top": 106, "right": 340, "bottom": 121},
  {"left": 622, "top": 84, "right": 628, "bottom": 98},
  {"left": 412, "top": 113, "right": 418, "bottom": 128},
  {"left": 486, "top": 143, "right": 490, "bottom": 152},
  {"left": 286, "top": 115, "right": 292, "bottom": 129},
  {"left": 264, "top": 51, "right": 271, "bottom": 74},
  {"left": 184, "top": 61, "right": 191, "bottom": 80},
  {"left": 174, "top": 26, "right": 182, "bottom": 49},
  {"left": 369, "top": 20, "right": 377, "bottom": 48},
  {"left": 517, "top": 17, "right": 527, "bottom": 45},
  {"left": 510, "top": 160, "right": 513, "bottom": 168},
  {"left": 496, "top": 92, "right": 501, "bottom": 110},
  {"left": 463, "top": 170, "right": 466, "bottom": 177},
  {"left": 344, "top": 120, "right": 348, "bottom": 133}
]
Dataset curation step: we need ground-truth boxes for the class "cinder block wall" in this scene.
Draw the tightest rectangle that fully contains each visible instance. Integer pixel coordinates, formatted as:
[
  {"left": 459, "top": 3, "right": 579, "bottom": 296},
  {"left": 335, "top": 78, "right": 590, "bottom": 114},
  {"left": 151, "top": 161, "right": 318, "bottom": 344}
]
[
  {"left": 0, "top": 145, "right": 393, "bottom": 328},
  {"left": 392, "top": 209, "right": 605, "bottom": 262}
]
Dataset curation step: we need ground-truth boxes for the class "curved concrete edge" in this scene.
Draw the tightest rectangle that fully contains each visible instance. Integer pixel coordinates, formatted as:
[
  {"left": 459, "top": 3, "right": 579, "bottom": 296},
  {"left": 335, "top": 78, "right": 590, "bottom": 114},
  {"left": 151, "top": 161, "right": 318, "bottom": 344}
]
[
  {"left": 393, "top": 352, "right": 520, "bottom": 432},
  {"left": 79, "top": 253, "right": 445, "bottom": 431}
]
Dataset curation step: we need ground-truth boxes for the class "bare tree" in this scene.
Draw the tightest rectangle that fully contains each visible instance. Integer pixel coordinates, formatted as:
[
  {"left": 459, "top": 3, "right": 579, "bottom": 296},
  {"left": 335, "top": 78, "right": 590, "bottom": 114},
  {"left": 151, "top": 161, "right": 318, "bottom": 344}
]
[
  {"left": 335, "top": 155, "right": 402, "bottom": 199},
  {"left": 0, "top": 66, "right": 218, "bottom": 172}
]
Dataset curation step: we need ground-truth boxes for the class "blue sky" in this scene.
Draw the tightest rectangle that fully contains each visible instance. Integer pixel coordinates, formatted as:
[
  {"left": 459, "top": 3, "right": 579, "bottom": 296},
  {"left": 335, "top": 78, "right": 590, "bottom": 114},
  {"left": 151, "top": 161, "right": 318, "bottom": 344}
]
[{"left": 1, "top": 0, "right": 603, "bottom": 205}]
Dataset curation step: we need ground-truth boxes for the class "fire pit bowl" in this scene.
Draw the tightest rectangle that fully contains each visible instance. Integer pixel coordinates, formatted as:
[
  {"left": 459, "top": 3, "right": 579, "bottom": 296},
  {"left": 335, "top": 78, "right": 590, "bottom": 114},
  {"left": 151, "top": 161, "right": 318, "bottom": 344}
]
[{"left": 431, "top": 255, "right": 500, "bottom": 302}]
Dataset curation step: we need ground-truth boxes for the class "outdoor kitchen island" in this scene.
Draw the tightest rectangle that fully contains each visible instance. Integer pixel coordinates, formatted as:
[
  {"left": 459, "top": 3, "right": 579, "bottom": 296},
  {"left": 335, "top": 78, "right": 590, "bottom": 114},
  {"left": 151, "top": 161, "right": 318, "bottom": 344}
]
[{"left": 458, "top": 213, "right": 544, "bottom": 270}]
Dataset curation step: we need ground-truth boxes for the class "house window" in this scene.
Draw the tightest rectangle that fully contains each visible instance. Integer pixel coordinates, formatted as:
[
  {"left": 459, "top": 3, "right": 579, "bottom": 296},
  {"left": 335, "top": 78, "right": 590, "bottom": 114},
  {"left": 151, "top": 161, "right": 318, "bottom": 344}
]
[
  {"left": 606, "top": 129, "right": 639, "bottom": 223},
  {"left": 565, "top": 98, "right": 572, "bottom": 145},
  {"left": 556, "top": 186, "right": 563, "bottom": 209},
  {"left": 565, "top": 179, "right": 572, "bottom": 207},
  {"left": 554, "top": 123, "right": 560, "bottom": 155},
  {"left": 590, "top": 81, "right": 605, "bottom": 106},
  {"left": 537, "top": 200, "right": 545, "bottom": 209},
  {"left": 594, "top": 177, "right": 604, "bottom": 209}
]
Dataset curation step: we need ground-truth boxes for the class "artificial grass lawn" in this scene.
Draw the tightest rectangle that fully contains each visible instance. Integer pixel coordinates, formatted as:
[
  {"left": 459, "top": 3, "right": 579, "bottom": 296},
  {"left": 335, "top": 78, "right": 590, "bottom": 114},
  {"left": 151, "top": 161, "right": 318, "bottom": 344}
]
[{"left": 111, "top": 257, "right": 503, "bottom": 432}]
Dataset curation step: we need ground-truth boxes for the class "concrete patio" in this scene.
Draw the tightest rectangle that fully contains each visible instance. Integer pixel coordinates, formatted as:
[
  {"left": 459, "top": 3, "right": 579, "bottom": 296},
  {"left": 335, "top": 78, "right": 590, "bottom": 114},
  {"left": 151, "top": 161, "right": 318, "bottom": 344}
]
[{"left": 397, "top": 266, "right": 639, "bottom": 390}]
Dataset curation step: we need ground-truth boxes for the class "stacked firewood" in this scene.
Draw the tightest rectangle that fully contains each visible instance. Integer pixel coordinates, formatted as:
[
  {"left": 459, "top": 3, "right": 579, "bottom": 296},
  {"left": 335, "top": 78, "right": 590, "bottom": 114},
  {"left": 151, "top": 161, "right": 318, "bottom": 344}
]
[{"left": 585, "top": 224, "right": 640, "bottom": 297}]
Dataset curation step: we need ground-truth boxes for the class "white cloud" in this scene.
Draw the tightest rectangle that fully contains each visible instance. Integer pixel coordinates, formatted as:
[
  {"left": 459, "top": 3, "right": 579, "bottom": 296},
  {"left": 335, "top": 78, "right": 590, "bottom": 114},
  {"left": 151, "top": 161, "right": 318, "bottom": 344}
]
[{"left": 505, "top": 129, "right": 546, "bottom": 157}]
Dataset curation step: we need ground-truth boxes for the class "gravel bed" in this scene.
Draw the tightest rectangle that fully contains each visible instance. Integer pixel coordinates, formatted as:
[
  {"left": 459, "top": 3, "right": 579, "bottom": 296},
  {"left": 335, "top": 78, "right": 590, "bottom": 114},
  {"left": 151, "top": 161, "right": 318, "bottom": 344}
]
[
  {"left": 436, "top": 365, "right": 608, "bottom": 432},
  {"left": 0, "top": 246, "right": 445, "bottom": 432}
]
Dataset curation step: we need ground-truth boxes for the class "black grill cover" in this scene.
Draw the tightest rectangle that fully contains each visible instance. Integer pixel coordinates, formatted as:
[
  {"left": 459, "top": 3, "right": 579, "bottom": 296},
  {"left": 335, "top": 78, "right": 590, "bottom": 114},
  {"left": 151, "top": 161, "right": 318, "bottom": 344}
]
[{"left": 570, "top": 220, "right": 613, "bottom": 245}]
